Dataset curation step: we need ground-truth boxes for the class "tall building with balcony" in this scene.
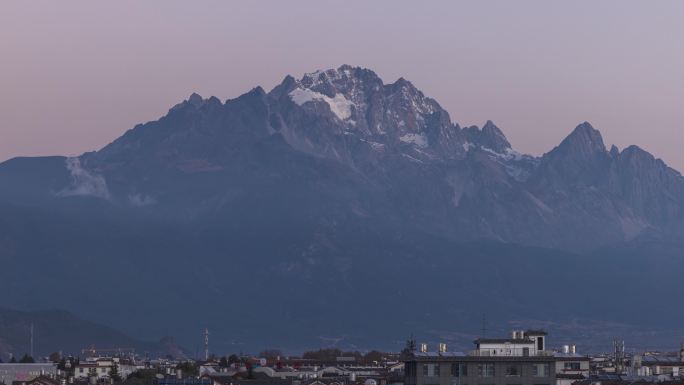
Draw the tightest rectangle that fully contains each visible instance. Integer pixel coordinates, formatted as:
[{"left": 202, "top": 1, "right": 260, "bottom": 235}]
[{"left": 404, "top": 330, "right": 558, "bottom": 385}]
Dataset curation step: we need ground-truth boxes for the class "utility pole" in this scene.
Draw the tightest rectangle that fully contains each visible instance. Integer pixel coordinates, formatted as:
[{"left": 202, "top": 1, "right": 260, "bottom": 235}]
[
  {"left": 481, "top": 314, "right": 487, "bottom": 338},
  {"left": 613, "top": 339, "right": 625, "bottom": 374},
  {"left": 30, "top": 323, "right": 34, "bottom": 358},
  {"left": 203, "top": 328, "right": 210, "bottom": 361}
]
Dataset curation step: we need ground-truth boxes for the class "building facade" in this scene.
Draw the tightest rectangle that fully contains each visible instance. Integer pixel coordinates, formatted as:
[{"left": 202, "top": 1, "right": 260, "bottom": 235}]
[
  {"left": 73, "top": 357, "right": 136, "bottom": 380},
  {"left": 405, "top": 353, "right": 556, "bottom": 385},
  {"left": 404, "top": 330, "right": 581, "bottom": 385}
]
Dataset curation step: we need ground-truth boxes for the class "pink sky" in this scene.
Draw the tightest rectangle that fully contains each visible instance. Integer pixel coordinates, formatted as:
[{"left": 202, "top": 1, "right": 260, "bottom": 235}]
[{"left": 1, "top": 1, "right": 683, "bottom": 169}]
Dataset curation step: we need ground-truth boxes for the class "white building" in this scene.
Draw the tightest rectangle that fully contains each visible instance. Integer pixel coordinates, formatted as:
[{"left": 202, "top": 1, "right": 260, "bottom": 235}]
[
  {"left": 473, "top": 330, "right": 549, "bottom": 357},
  {"left": 73, "top": 357, "right": 136, "bottom": 380}
]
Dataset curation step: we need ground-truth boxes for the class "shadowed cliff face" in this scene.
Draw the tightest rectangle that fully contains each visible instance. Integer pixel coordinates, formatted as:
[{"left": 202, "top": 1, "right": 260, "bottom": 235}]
[{"left": 1, "top": 65, "right": 683, "bottom": 351}]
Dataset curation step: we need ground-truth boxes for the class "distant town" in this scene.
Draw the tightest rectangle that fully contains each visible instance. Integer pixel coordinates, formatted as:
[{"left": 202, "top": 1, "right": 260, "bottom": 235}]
[{"left": 1, "top": 329, "right": 683, "bottom": 385}]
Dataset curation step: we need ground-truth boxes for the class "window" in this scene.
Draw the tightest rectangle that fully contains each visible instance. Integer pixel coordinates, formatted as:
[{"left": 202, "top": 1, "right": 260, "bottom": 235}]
[
  {"left": 478, "top": 364, "right": 495, "bottom": 377},
  {"left": 532, "top": 364, "right": 550, "bottom": 377},
  {"left": 451, "top": 363, "right": 467, "bottom": 377},
  {"left": 423, "top": 364, "right": 439, "bottom": 377},
  {"left": 505, "top": 365, "right": 521, "bottom": 376},
  {"left": 406, "top": 362, "right": 417, "bottom": 379},
  {"left": 564, "top": 362, "right": 580, "bottom": 371}
]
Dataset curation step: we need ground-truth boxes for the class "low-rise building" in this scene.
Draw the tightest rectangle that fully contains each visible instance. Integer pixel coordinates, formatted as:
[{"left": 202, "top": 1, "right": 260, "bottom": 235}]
[
  {"left": 633, "top": 355, "right": 684, "bottom": 378},
  {"left": 0, "top": 364, "right": 58, "bottom": 385},
  {"left": 73, "top": 357, "right": 136, "bottom": 380},
  {"left": 554, "top": 346, "right": 590, "bottom": 384}
]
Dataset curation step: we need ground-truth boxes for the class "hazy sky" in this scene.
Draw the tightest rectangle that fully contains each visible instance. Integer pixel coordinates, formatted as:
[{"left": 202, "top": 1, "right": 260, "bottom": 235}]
[{"left": 2, "top": 1, "right": 684, "bottom": 169}]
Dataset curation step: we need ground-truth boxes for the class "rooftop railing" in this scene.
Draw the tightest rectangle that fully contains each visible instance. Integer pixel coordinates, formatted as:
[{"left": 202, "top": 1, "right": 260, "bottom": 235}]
[{"left": 468, "top": 349, "right": 554, "bottom": 357}]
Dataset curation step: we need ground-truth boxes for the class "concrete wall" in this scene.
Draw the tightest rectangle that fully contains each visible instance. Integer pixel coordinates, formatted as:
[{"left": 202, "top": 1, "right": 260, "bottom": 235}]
[{"left": 409, "top": 360, "right": 555, "bottom": 385}]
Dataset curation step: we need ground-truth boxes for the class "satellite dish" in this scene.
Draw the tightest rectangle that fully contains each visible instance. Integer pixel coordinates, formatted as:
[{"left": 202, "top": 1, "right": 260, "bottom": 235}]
[{"left": 156, "top": 374, "right": 165, "bottom": 379}]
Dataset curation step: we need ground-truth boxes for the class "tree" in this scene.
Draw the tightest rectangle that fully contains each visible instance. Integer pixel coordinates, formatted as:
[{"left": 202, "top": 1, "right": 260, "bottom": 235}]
[
  {"left": 302, "top": 348, "right": 342, "bottom": 361},
  {"left": 10, "top": 356, "right": 16, "bottom": 363},
  {"left": 246, "top": 362, "right": 254, "bottom": 379},
  {"left": 363, "top": 351, "right": 384, "bottom": 365},
  {"left": 109, "top": 363, "right": 122, "bottom": 383},
  {"left": 175, "top": 361, "right": 198, "bottom": 377},
  {"left": 19, "top": 354, "right": 34, "bottom": 363},
  {"left": 123, "top": 369, "right": 158, "bottom": 385},
  {"left": 259, "top": 349, "right": 282, "bottom": 359},
  {"left": 302, "top": 348, "right": 361, "bottom": 363},
  {"left": 228, "top": 354, "right": 240, "bottom": 364},
  {"left": 219, "top": 356, "right": 229, "bottom": 368},
  {"left": 49, "top": 352, "right": 61, "bottom": 363},
  {"left": 401, "top": 335, "right": 417, "bottom": 357},
  {"left": 57, "top": 358, "right": 67, "bottom": 371}
]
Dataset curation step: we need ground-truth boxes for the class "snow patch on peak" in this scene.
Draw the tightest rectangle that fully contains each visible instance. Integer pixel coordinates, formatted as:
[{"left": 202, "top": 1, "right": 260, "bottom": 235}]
[
  {"left": 504, "top": 148, "right": 525, "bottom": 161},
  {"left": 299, "top": 65, "right": 358, "bottom": 88},
  {"left": 399, "top": 133, "right": 428, "bottom": 148},
  {"left": 289, "top": 88, "right": 353, "bottom": 120},
  {"left": 481, "top": 146, "right": 525, "bottom": 162},
  {"left": 401, "top": 153, "right": 424, "bottom": 163},
  {"left": 360, "top": 138, "right": 385, "bottom": 151}
]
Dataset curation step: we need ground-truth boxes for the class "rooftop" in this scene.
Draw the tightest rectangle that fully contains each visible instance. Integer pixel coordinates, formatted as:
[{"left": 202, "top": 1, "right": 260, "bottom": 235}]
[{"left": 475, "top": 338, "right": 534, "bottom": 344}]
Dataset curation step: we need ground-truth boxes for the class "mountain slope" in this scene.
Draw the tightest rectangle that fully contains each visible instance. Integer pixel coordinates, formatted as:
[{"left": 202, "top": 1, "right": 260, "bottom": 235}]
[
  {"left": 0, "top": 65, "right": 683, "bottom": 351},
  {"left": 0, "top": 308, "right": 184, "bottom": 359},
  {"left": 7, "top": 65, "right": 679, "bottom": 251}
]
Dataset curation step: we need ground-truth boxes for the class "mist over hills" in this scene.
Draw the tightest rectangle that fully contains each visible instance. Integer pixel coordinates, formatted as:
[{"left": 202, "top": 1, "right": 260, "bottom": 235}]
[{"left": 1, "top": 65, "right": 683, "bottom": 354}]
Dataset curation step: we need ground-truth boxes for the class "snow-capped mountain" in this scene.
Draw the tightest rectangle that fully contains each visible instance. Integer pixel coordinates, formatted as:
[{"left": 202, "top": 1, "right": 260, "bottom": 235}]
[
  {"left": 269, "top": 65, "right": 464, "bottom": 164},
  {"left": 1, "top": 65, "right": 684, "bottom": 350},
  {"left": 47, "top": 65, "right": 681, "bottom": 251}
]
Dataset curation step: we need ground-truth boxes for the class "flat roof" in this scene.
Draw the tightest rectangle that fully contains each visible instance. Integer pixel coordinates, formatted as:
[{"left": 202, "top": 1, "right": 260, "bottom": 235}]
[
  {"left": 408, "top": 354, "right": 556, "bottom": 363},
  {"left": 475, "top": 338, "right": 535, "bottom": 344}
]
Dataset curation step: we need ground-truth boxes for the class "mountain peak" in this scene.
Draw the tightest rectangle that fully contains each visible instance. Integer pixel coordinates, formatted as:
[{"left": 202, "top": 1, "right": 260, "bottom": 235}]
[
  {"left": 540, "top": 122, "right": 610, "bottom": 183},
  {"left": 297, "top": 65, "right": 380, "bottom": 91},
  {"left": 554, "top": 121, "right": 607, "bottom": 158},
  {"left": 169, "top": 92, "right": 206, "bottom": 112},
  {"left": 570, "top": 121, "right": 604, "bottom": 146},
  {"left": 481, "top": 120, "right": 512, "bottom": 152},
  {"left": 463, "top": 120, "right": 512, "bottom": 153},
  {"left": 188, "top": 92, "right": 203, "bottom": 106}
]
